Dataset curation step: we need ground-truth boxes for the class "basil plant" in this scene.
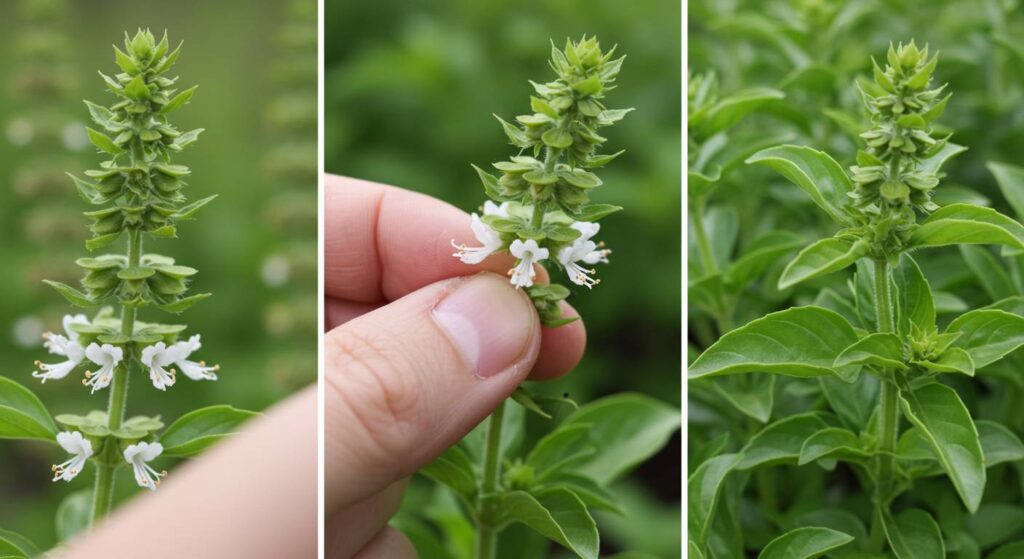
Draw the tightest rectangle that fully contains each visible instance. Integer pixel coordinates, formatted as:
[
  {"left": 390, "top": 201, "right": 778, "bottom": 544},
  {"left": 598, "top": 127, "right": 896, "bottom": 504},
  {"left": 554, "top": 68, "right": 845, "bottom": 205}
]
[
  {"left": 0, "top": 30, "right": 256, "bottom": 554},
  {"left": 690, "top": 42, "right": 1024, "bottom": 557}
]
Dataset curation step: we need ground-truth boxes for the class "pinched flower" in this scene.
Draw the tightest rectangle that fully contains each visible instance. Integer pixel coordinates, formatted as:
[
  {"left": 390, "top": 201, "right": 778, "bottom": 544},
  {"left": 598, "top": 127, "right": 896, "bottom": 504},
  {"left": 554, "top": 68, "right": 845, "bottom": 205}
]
[
  {"left": 141, "top": 342, "right": 178, "bottom": 391},
  {"left": 52, "top": 431, "right": 92, "bottom": 482},
  {"left": 172, "top": 335, "right": 219, "bottom": 381},
  {"left": 83, "top": 343, "right": 124, "bottom": 393},
  {"left": 558, "top": 222, "right": 610, "bottom": 288},
  {"left": 123, "top": 442, "right": 166, "bottom": 491},
  {"left": 452, "top": 213, "right": 504, "bottom": 265},
  {"left": 509, "top": 239, "right": 549, "bottom": 288}
]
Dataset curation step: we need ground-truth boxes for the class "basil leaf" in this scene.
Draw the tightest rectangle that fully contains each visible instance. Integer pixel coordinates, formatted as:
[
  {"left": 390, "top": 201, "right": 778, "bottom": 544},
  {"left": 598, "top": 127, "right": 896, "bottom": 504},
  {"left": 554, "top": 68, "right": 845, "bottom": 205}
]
[
  {"left": 746, "top": 145, "right": 853, "bottom": 226},
  {"left": 757, "top": 527, "right": 853, "bottom": 559},
  {"left": 882, "top": 509, "right": 944, "bottom": 559},
  {"left": 779, "top": 236, "right": 868, "bottom": 290}
]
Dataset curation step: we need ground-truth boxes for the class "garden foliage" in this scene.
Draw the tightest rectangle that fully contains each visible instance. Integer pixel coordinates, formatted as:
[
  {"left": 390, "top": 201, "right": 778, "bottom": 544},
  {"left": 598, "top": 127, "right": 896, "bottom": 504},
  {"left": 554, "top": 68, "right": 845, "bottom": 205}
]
[{"left": 690, "top": 1, "right": 1024, "bottom": 556}]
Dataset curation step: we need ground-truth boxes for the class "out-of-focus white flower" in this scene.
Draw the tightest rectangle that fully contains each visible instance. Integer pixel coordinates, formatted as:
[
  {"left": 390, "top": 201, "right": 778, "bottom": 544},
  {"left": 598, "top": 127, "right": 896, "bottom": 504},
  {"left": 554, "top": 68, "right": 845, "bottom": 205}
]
[
  {"left": 83, "top": 343, "right": 124, "bottom": 393},
  {"left": 171, "top": 335, "right": 218, "bottom": 381},
  {"left": 123, "top": 442, "right": 166, "bottom": 491},
  {"left": 483, "top": 201, "right": 511, "bottom": 217},
  {"left": 52, "top": 431, "right": 92, "bottom": 482},
  {"left": 140, "top": 342, "right": 178, "bottom": 391},
  {"left": 509, "top": 239, "right": 549, "bottom": 288}
]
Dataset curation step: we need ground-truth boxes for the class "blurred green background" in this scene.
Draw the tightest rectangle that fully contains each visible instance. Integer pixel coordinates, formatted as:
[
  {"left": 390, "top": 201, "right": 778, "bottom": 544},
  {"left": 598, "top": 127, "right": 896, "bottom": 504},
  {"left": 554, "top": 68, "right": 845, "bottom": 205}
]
[
  {"left": 327, "top": 0, "right": 681, "bottom": 556},
  {"left": 0, "top": 0, "right": 315, "bottom": 549}
]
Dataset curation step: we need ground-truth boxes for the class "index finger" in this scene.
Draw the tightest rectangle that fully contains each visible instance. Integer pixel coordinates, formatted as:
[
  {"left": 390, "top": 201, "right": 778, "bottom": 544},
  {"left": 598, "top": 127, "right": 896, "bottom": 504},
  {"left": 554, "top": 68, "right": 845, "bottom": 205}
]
[{"left": 325, "top": 174, "right": 548, "bottom": 303}]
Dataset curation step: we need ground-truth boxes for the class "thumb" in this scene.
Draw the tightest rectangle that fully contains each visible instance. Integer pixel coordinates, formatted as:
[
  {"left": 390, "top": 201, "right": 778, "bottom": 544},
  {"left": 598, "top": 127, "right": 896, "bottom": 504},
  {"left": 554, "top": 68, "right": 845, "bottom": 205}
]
[{"left": 325, "top": 272, "right": 540, "bottom": 511}]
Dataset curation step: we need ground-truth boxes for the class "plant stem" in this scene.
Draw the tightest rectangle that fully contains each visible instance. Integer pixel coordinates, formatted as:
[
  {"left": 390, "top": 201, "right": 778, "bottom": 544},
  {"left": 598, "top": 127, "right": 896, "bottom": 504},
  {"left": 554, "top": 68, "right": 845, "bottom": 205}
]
[
  {"left": 90, "top": 229, "right": 142, "bottom": 525},
  {"left": 475, "top": 400, "right": 506, "bottom": 559},
  {"left": 870, "top": 258, "right": 899, "bottom": 551},
  {"left": 691, "top": 199, "right": 718, "bottom": 276}
]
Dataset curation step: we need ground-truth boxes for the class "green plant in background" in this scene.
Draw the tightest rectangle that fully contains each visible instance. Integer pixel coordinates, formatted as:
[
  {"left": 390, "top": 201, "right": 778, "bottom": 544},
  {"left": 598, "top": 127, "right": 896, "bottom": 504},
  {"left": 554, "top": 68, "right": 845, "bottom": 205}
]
[
  {"left": 6, "top": 0, "right": 86, "bottom": 350},
  {"left": 261, "top": 0, "right": 317, "bottom": 389},
  {"left": 690, "top": 42, "right": 1024, "bottom": 557},
  {"left": 0, "top": 30, "right": 255, "bottom": 554},
  {"left": 413, "top": 37, "right": 678, "bottom": 559}
]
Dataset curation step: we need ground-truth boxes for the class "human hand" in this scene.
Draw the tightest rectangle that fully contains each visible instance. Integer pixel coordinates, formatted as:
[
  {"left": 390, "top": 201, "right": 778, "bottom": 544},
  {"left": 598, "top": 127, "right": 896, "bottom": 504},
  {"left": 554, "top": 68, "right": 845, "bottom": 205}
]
[{"left": 324, "top": 174, "right": 587, "bottom": 557}]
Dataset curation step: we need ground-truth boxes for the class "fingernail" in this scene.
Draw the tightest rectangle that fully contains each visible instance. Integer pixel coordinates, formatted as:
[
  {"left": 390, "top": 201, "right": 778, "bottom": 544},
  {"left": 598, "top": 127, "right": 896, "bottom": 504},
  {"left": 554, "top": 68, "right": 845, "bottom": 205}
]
[{"left": 432, "top": 273, "right": 536, "bottom": 378}]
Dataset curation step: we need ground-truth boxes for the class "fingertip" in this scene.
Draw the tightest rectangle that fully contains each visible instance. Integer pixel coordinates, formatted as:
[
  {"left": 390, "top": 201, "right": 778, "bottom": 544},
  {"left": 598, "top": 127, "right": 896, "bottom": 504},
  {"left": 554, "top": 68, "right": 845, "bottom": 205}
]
[{"left": 529, "top": 301, "right": 586, "bottom": 380}]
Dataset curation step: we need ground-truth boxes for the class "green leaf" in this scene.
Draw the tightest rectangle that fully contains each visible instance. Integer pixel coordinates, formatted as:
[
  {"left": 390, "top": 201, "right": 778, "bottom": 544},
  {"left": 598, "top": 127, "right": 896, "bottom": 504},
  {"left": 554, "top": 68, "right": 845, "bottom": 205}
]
[
  {"left": 893, "top": 255, "right": 935, "bottom": 337},
  {"left": 0, "top": 377, "right": 57, "bottom": 440},
  {"left": 959, "top": 245, "right": 1015, "bottom": 302},
  {"left": 710, "top": 374, "right": 775, "bottom": 424},
  {"left": 558, "top": 393, "right": 679, "bottom": 484},
  {"left": 699, "top": 87, "right": 784, "bottom": 137},
  {"left": 159, "top": 405, "right": 258, "bottom": 457},
  {"left": 757, "top": 527, "right": 853, "bottom": 559},
  {"left": 834, "top": 332, "right": 906, "bottom": 370},
  {"left": 161, "top": 85, "right": 198, "bottom": 114},
  {"left": 914, "top": 347, "right": 974, "bottom": 376},
  {"left": 158, "top": 293, "right": 212, "bottom": 314},
  {"left": 566, "top": 203, "right": 622, "bottom": 222},
  {"left": 502, "top": 489, "right": 598, "bottom": 559},
  {"left": 86, "top": 127, "right": 123, "bottom": 155},
  {"left": 821, "top": 373, "right": 879, "bottom": 430},
  {"left": 545, "top": 473, "right": 622, "bottom": 513},
  {"left": 964, "top": 504, "right": 1024, "bottom": 548},
  {"left": 0, "top": 537, "right": 27, "bottom": 559},
  {"left": 746, "top": 145, "right": 853, "bottom": 225},
  {"left": 527, "top": 424, "right": 594, "bottom": 479},
  {"left": 990, "top": 541, "right": 1024, "bottom": 559},
  {"left": 510, "top": 386, "right": 552, "bottom": 418},
  {"left": 725, "top": 231, "right": 804, "bottom": 288},
  {"left": 689, "top": 306, "right": 860, "bottom": 381},
  {"left": 0, "top": 530, "right": 37, "bottom": 558},
  {"left": 55, "top": 490, "right": 91, "bottom": 542},
  {"left": 899, "top": 383, "right": 985, "bottom": 512},
  {"left": 910, "top": 203, "right": 1024, "bottom": 250},
  {"left": 798, "top": 427, "right": 870, "bottom": 466},
  {"left": 42, "top": 280, "right": 96, "bottom": 308},
  {"left": 737, "top": 413, "right": 829, "bottom": 470},
  {"left": 882, "top": 509, "right": 944, "bottom": 559},
  {"left": 946, "top": 309, "right": 1024, "bottom": 368},
  {"left": 978, "top": 420, "right": 1024, "bottom": 466},
  {"left": 420, "top": 445, "right": 476, "bottom": 500},
  {"left": 688, "top": 453, "right": 741, "bottom": 550},
  {"left": 988, "top": 161, "right": 1024, "bottom": 220}
]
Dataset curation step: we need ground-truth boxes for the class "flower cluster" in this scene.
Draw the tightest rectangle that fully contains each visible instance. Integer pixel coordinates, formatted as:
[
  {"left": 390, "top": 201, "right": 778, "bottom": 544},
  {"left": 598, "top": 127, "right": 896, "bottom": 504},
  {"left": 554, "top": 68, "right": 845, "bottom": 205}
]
[
  {"left": 455, "top": 37, "right": 628, "bottom": 326},
  {"left": 31, "top": 30, "right": 216, "bottom": 497},
  {"left": 52, "top": 429, "right": 165, "bottom": 491},
  {"left": 849, "top": 41, "right": 949, "bottom": 216}
]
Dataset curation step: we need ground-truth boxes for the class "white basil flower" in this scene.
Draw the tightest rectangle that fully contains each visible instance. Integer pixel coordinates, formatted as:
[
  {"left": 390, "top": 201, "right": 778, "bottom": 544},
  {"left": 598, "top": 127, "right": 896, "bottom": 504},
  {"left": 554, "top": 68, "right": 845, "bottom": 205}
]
[
  {"left": 557, "top": 222, "right": 611, "bottom": 288},
  {"left": 83, "top": 343, "right": 124, "bottom": 393},
  {"left": 43, "top": 314, "right": 89, "bottom": 355},
  {"left": 123, "top": 442, "right": 166, "bottom": 491},
  {"left": 452, "top": 213, "right": 503, "bottom": 265},
  {"left": 52, "top": 431, "right": 92, "bottom": 482},
  {"left": 509, "top": 239, "right": 549, "bottom": 288},
  {"left": 483, "top": 200, "right": 511, "bottom": 217},
  {"left": 33, "top": 342, "right": 86, "bottom": 383},
  {"left": 172, "top": 335, "right": 219, "bottom": 381},
  {"left": 141, "top": 342, "right": 178, "bottom": 391}
]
